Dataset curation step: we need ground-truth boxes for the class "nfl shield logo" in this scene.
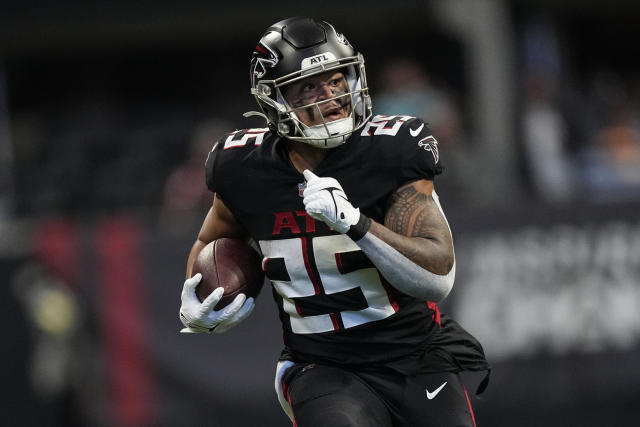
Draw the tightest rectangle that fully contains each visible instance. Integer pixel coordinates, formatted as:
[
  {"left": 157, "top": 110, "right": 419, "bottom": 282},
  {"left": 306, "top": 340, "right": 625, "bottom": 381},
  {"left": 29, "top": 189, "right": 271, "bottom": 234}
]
[{"left": 298, "top": 182, "right": 307, "bottom": 197}]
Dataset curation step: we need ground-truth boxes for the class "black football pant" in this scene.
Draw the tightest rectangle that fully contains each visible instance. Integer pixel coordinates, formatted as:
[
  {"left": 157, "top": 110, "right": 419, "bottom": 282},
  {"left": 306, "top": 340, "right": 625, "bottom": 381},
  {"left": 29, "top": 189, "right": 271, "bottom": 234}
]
[{"left": 283, "top": 363, "right": 476, "bottom": 427}]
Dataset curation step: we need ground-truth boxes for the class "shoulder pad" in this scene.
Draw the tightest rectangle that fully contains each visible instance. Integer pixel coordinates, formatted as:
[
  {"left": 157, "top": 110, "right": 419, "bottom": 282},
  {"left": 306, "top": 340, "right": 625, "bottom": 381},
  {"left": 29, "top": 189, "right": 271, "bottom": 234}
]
[
  {"left": 205, "top": 127, "right": 273, "bottom": 192},
  {"left": 359, "top": 115, "right": 442, "bottom": 178},
  {"left": 404, "top": 118, "right": 442, "bottom": 178}
]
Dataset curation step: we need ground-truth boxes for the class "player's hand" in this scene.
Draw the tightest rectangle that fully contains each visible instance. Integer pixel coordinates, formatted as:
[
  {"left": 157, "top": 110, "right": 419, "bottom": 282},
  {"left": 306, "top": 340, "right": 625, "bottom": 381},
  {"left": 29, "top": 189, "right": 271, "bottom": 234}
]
[
  {"left": 179, "top": 273, "right": 255, "bottom": 334},
  {"left": 302, "top": 170, "right": 361, "bottom": 233}
]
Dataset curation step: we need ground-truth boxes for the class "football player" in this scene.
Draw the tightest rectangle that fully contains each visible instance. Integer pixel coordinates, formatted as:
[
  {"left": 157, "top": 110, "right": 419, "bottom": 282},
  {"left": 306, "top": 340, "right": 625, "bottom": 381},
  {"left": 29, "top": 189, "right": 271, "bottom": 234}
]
[{"left": 179, "top": 17, "right": 489, "bottom": 426}]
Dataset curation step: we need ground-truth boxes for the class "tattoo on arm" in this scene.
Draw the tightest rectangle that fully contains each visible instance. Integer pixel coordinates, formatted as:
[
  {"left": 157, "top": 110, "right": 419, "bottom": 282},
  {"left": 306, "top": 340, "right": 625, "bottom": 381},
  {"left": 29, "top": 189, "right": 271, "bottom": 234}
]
[
  {"left": 384, "top": 186, "right": 449, "bottom": 239},
  {"left": 367, "top": 184, "right": 454, "bottom": 274}
]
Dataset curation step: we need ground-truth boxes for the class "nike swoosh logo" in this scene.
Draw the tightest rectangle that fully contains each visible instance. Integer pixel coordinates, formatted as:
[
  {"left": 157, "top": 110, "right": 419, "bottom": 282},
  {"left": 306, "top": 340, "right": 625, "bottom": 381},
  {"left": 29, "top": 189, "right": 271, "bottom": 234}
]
[
  {"left": 409, "top": 123, "right": 424, "bottom": 137},
  {"left": 426, "top": 382, "right": 447, "bottom": 400}
]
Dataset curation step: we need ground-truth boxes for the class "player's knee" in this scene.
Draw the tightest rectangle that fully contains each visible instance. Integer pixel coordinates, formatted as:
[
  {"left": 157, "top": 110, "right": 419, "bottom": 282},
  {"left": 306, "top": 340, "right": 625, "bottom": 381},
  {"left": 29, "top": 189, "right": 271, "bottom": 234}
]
[
  {"left": 329, "top": 405, "right": 363, "bottom": 426},
  {"left": 324, "top": 399, "right": 387, "bottom": 427},
  {"left": 287, "top": 365, "right": 391, "bottom": 426}
]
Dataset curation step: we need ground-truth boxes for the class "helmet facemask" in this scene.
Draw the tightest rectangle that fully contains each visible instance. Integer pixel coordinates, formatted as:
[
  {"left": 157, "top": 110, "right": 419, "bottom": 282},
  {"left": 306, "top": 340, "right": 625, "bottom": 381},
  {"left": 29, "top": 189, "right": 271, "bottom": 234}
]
[{"left": 251, "top": 53, "right": 372, "bottom": 148}]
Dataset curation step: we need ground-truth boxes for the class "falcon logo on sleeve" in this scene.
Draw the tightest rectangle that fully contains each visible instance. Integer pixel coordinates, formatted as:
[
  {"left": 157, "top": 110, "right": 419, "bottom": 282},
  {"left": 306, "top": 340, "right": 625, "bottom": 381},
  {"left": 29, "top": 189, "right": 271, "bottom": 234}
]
[{"left": 418, "top": 135, "right": 440, "bottom": 164}]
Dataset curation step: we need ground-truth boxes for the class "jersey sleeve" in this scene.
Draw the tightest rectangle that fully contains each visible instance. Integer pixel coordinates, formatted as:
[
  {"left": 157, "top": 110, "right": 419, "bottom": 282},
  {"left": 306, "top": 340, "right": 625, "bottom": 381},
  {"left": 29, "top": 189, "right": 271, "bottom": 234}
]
[
  {"left": 204, "top": 140, "right": 222, "bottom": 193},
  {"left": 399, "top": 118, "right": 443, "bottom": 181},
  {"left": 203, "top": 130, "right": 246, "bottom": 194},
  {"left": 204, "top": 128, "right": 270, "bottom": 199}
]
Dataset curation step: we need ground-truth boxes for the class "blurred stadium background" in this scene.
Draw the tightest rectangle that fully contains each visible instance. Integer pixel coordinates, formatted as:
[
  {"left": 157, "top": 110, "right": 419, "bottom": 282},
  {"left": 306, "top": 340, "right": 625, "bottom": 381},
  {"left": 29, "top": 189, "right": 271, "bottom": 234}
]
[{"left": 2, "top": 1, "right": 640, "bottom": 426}]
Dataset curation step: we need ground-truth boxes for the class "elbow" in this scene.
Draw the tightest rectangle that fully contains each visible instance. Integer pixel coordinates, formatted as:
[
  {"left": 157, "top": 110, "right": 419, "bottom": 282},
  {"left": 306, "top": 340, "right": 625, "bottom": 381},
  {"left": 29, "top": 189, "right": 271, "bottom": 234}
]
[
  {"left": 439, "top": 241, "right": 455, "bottom": 275},
  {"left": 393, "top": 258, "right": 456, "bottom": 303},
  {"left": 435, "top": 267, "right": 455, "bottom": 302},
  {"left": 442, "top": 252, "right": 455, "bottom": 275},
  {"left": 432, "top": 259, "right": 455, "bottom": 303},
  {"left": 414, "top": 237, "right": 454, "bottom": 275}
]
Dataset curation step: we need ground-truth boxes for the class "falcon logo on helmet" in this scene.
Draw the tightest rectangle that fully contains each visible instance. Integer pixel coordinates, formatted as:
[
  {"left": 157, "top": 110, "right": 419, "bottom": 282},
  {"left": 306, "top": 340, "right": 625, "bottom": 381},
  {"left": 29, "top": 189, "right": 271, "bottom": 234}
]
[
  {"left": 334, "top": 29, "right": 351, "bottom": 47},
  {"left": 250, "top": 42, "right": 279, "bottom": 87}
]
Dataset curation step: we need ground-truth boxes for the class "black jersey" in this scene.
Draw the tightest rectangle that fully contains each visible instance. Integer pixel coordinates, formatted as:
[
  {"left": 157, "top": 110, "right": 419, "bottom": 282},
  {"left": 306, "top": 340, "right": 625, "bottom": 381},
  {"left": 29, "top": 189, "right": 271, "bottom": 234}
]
[{"left": 205, "top": 115, "right": 487, "bottom": 376}]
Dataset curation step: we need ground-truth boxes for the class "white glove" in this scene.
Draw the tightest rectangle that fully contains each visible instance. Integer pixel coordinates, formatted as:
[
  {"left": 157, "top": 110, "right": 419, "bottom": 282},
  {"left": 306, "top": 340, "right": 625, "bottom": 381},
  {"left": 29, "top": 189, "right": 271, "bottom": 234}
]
[
  {"left": 179, "top": 273, "right": 255, "bottom": 334},
  {"left": 302, "top": 170, "right": 361, "bottom": 233}
]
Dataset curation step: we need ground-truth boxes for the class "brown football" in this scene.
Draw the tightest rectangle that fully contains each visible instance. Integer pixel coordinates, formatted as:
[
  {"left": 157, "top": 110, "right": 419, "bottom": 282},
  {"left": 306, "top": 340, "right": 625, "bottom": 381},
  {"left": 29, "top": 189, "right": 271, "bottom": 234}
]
[{"left": 192, "top": 238, "right": 265, "bottom": 310}]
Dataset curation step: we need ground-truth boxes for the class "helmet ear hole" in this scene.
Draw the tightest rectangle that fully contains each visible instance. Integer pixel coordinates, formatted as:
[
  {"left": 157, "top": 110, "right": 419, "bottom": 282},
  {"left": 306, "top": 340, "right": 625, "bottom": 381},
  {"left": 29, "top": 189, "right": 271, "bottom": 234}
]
[
  {"left": 256, "top": 83, "right": 271, "bottom": 96},
  {"left": 277, "top": 122, "right": 290, "bottom": 135}
]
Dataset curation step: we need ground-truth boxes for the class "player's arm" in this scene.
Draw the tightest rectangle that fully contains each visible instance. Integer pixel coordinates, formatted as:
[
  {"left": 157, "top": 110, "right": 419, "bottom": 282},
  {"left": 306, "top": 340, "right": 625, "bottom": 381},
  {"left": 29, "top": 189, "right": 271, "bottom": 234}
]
[
  {"left": 372, "top": 179, "right": 453, "bottom": 275},
  {"left": 359, "top": 178, "right": 455, "bottom": 302},
  {"left": 179, "top": 194, "right": 253, "bottom": 334},
  {"left": 303, "top": 171, "right": 455, "bottom": 302},
  {"left": 185, "top": 193, "right": 247, "bottom": 279}
]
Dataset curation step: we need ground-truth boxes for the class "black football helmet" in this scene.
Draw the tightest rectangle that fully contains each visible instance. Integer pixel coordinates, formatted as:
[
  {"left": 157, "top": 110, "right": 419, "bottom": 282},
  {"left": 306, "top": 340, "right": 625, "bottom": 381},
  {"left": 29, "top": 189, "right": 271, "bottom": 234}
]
[{"left": 248, "top": 17, "right": 372, "bottom": 148}]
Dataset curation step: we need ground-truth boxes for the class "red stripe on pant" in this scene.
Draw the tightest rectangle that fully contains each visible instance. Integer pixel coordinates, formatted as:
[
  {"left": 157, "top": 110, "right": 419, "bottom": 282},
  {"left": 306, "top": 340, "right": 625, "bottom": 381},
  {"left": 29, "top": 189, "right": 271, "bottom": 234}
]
[
  {"left": 96, "top": 217, "right": 153, "bottom": 427},
  {"left": 463, "top": 384, "right": 477, "bottom": 427},
  {"left": 283, "top": 380, "right": 298, "bottom": 427}
]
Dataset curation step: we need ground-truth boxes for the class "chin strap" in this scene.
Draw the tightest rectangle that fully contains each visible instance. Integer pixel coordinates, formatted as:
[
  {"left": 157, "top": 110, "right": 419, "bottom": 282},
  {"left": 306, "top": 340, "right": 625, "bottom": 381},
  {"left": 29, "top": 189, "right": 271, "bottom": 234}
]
[
  {"left": 300, "top": 117, "right": 354, "bottom": 148},
  {"left": 242, "top": 109, "right": 353, "bottom": 148}
]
